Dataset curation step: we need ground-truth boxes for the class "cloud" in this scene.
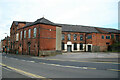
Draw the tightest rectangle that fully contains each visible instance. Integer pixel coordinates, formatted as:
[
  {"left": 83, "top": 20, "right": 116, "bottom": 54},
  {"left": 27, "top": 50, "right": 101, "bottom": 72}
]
[{"left": 0, "top": 0, "right": 119, "bottom": 40}]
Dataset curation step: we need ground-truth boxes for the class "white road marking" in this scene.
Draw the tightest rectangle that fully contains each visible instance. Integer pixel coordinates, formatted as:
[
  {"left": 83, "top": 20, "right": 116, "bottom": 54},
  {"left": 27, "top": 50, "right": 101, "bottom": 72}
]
[
  {"left": 40, "top": 62, "right": 95, "bottom": 70},
  {"left": 2, "top": 67, "right": 12, "bottom": 71},
  {"left": 27, "top": 61, "right": 35, "bottom": 63},
  {"left": 21, "top": 60, "right": 26, "bottom": 61}
]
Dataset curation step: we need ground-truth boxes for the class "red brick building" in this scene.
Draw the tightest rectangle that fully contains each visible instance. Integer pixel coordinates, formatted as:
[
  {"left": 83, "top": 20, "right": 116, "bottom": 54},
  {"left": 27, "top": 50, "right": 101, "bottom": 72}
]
[
  {"left": 10, "top": 17, "right": 62, "bottom": 56},
  {"left": 60, "top": 24, "right": 120, "bottom": 52},
  {"left": 10, "top": 17, "right": 120, "bottom": 55},
  {"left": 1, "top": 36, "right": 10, "bottom": 53}
]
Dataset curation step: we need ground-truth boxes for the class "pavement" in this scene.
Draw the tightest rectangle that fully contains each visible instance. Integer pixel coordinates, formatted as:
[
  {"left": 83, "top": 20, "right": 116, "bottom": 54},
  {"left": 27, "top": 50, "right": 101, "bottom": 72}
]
[
  {"left": 35, "top": 52, "right": 120, "bottom": 63},
  {"left": 0, "top": 52, "right": 120, "bottom": 79}
]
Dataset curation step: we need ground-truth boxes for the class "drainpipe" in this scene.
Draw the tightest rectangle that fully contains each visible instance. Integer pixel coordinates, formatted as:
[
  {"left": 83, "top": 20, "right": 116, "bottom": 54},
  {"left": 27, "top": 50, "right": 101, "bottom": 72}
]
[
  {"left": 22, "top": 29, "right": 23, "bottom": 55},
  {"left": 37, "top": 26, "right": 40, "bottom": 56},
  {"left": 85, "top": 33, "right": 87, "bottom": 52}
]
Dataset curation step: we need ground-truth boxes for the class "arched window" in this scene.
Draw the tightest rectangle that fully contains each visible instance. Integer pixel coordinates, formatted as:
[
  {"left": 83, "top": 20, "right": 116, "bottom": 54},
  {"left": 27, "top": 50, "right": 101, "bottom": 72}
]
[
  {"left": 28, "top": 29, "right": 31, "bottom": 38},
  {"left": 74, "top": 43, "right": 77, "bottom": 50},
  {"left": 33, "top": 28, "right": 37, "bottom": 38},
  {"left": 20, "top": 31, "right": 22, "bottom": 39},
  {"left": 67, "top": 34, "right": 71, "bottom": 41},
  {"left": 24, "top": 30, "right": 26, "bottom": 38},
  {"left": 62, "top": 42, "right": 65, "bottom": 50},
  {"left": 62, "top": 34, "right": 65, "bottom": 40},
  {"left": 73, "top": 34, "right": 77, "bottom": 40}
]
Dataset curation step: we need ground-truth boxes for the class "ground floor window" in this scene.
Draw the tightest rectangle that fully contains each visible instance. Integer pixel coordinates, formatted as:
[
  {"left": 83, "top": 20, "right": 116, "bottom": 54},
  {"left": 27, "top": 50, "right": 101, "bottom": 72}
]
[
  {"left": 62, "top": 42, "right": 65, "bottom": 50},
  {"left": 74, "top": 43, "right": 77, "bottom": 50},
  {"left": 80, "top": 43, "right": 83, "bottom": 50}
]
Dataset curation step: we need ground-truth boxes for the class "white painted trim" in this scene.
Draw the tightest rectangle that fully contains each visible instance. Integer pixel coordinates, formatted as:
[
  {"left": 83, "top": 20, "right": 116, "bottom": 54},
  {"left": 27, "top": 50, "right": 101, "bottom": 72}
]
[
  {"left": 86, "top": 44, "right": 92, "bottom": 51},
  {"left": 62, "top": 42, "right": 93, "bottom": 52}
]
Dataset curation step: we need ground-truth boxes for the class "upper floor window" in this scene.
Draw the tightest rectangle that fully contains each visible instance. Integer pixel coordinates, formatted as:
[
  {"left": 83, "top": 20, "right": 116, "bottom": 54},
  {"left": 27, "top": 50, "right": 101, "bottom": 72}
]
[
  {"left": 87, "top": 35, "right": 92, "bottom": 39},
  {"left": 20, "top": 31, "right": 22, "bottom": 39},
  {"left": 73, "top": 34, "right": 77, "bottom": 40},
  {"left": 16, "top": 33, "right": 19, "bottom": 41},
  {"left": 68, "top": 34, "right": 71, "bottom": 41},
  {"left": 33, "top": 28, "right": 37, "bottom": 38},
  {"left": 116, "top": 35, "right": 119, "bottom": 41},
  {"left": 80, "top": 35, "right": 83, "bottom": 41},
  {"left": 106, "top": 42, "right": 110, "bottom": 45},
  {"left": 24, "top": 30, "right": 26, "bottom": 38},
  {"left": 106, "top": 36, "right": 110, "bottom": 39},
  {"left": 28, "top": 29, "right": 31, "bottom": 38},
  {"left": 102, "top": 35, "right": 104, "bottom": 39},
  {"left": 62, "top": 34, "right": 65, "bottom": 40},
  {"left": 111, "top": 34, "right": 114, "bottom": 39}
]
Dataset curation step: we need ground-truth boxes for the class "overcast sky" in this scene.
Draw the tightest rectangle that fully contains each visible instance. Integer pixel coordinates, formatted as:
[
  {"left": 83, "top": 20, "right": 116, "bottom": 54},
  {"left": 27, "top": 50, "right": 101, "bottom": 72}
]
[{"left": 0, "top": 0, "right": 119, "bottom": 41}]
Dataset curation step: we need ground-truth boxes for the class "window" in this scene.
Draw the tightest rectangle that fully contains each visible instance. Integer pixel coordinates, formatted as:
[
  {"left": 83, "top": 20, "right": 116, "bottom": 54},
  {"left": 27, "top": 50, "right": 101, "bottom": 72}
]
[
  {"left": 73, "top": 34, "right": 77, "bottom": 40},
  {"left": 80, "top": 35, "right": 83, "bottom": 41},
  {"left": 106, "top": 36, "right": 110, "bottom": 39},
  {"left": 62, "top": 34, "right": 65, "bottom": 40},
  {"left": 116, "top": 35, "right": 119, "bottom": 41},
  {"left": 74, "top": 43, "right": 77, "bottom": 50},
  {"left": 20, "top": 31, "right": 22, "bottom": 39},
  {"left": 33, "top": 28, "right": 37, "bottom": 38},
  {"left": 16, "top": 33, "right": 19, "bottom": 41},
  {"left": 62, "top": 42, "right": 65, "bottom": 50},
  {"left": 68, "top": 34, "right": 71, "bottom": 41},
  {"left": 80, "top": 43, "right": 83, "bottom": 50},
  {"left": 111, "top": 34, "right": 114, "bottom": 39},
  {"left": 87, "top": 35, "right": 92, "bottom": 39},
  {"left": 19, "top": 44, "right": 21, "bottom": 47},
  {"left": 106, "top": 42, "right": 109, "bottom": 45},
  {"left": 28, "top": 29, "right": 31, "bottom": 38},
  {"left": 102, "top": 35, "right": 104, "bottom": 39},
  {"left": 24, "top": 30, "right": 26, "bottom": 38}
]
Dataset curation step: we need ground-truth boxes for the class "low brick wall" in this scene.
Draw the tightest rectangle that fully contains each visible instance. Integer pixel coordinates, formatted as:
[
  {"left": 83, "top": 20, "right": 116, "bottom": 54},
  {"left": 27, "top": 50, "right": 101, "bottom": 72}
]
[{"left": 39, "top": 50, "right": 62, "bottom": 56}]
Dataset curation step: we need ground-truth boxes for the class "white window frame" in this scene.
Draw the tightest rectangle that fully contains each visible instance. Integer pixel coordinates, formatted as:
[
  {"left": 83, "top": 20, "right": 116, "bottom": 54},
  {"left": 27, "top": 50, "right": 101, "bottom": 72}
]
[
  {"left": 20, "top": 31, "right": 22, "bottom": 39},
  {"left": 28, "top": 29, "right": 31, "bottom": 38},
  {"left": 24, "top": 30, "right": 26, "bottom": 38},
  {"left": 33, "top": 28, "right": 37, "bottom": 38},
  {"left": 16, "top": 33, "right": 19, "bottom": 41}
]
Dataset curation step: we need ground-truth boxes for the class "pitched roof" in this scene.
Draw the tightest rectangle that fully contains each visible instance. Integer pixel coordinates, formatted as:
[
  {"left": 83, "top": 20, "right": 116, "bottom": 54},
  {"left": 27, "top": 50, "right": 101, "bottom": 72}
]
[
  {"left": 56, "top": 23, "right": 119, "bottom": 33},
  {"left": 97, "top": 27, "right": 120, "bottom": 33},
  {"left": 13, "top": 21, "right": 32, "bottom": 26},
  {"left": 12, "top": 18, "right": 119, "bottom": 33},
  {"left": 57, "top": 24, "right": 99, "bottom": 33},
  {"left": 24, "top": 17, "right": 60, "bottom": 28},
  {"left": 1, "top": 36, "right": 10, "bottom": 41}
]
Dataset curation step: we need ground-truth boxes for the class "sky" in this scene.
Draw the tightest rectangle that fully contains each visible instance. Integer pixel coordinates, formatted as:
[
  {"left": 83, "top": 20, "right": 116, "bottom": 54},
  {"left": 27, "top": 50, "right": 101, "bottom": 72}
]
[{"left": 0, "top": 0, "right": 119, "bottom": 41}]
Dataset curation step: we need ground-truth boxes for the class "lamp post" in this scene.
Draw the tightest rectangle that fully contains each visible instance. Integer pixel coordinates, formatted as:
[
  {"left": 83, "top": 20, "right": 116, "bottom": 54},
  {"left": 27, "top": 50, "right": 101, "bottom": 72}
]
[{"left": 4, "top": 33, "right": 8, "bottom": 54}]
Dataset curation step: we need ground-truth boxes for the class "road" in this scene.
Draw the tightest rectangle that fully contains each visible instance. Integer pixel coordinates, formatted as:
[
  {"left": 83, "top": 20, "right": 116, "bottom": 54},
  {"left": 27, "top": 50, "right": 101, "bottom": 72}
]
[{"left": 0, "top": 53, "right": 120, "bottom": 79}]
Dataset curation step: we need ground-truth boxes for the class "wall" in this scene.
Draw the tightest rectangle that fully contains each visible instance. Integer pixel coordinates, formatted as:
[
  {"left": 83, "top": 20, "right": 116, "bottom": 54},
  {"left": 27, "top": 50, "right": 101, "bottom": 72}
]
[{"left": 56, "top": 27, "right": 62, "bottom": 51}]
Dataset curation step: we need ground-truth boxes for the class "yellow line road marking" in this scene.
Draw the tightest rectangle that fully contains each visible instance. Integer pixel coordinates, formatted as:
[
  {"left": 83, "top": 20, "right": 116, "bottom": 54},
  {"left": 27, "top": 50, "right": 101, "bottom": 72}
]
[
  {"left": 0, "top": 63, "right": 46, "bottom": 78},
  {"left": 108, "top": 69, "right": 120, "bottom": 71}
]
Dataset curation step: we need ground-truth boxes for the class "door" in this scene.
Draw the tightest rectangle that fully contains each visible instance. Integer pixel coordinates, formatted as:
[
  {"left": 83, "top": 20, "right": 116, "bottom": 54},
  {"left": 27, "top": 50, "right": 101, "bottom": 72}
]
[
  {"left": 67, "top": 45, "right": 72, "bottom": 52},
  {"left": 28, "top": 42, "right": 31, "bottom": 55},
  {"left": 88, "top": 45, "right": 91, "bottom": 52},
  {"left": 3, "top": 47, "right": 5, "bottom": 52},
  {"left": 28, "top": 45, "right": 30, "bottom": 55}
]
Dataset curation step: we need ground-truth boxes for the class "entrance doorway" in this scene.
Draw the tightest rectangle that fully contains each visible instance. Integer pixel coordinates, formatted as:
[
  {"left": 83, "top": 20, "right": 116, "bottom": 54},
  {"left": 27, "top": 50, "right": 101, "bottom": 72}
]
[
  {"left": 67, "top": 45, "right": 72, "bottom": 52},
  {"left": 3, "top": 47, "right": 5, "bottom": 52},
  {"left": 88, "top": 45, "right": 91, "bottom": 52}
]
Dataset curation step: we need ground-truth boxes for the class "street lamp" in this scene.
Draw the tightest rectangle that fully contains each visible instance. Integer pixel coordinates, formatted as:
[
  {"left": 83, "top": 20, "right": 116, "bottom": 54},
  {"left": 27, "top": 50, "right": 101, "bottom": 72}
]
[{"left": 4, "top": 33, "right": 8, "bottom": 54}]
